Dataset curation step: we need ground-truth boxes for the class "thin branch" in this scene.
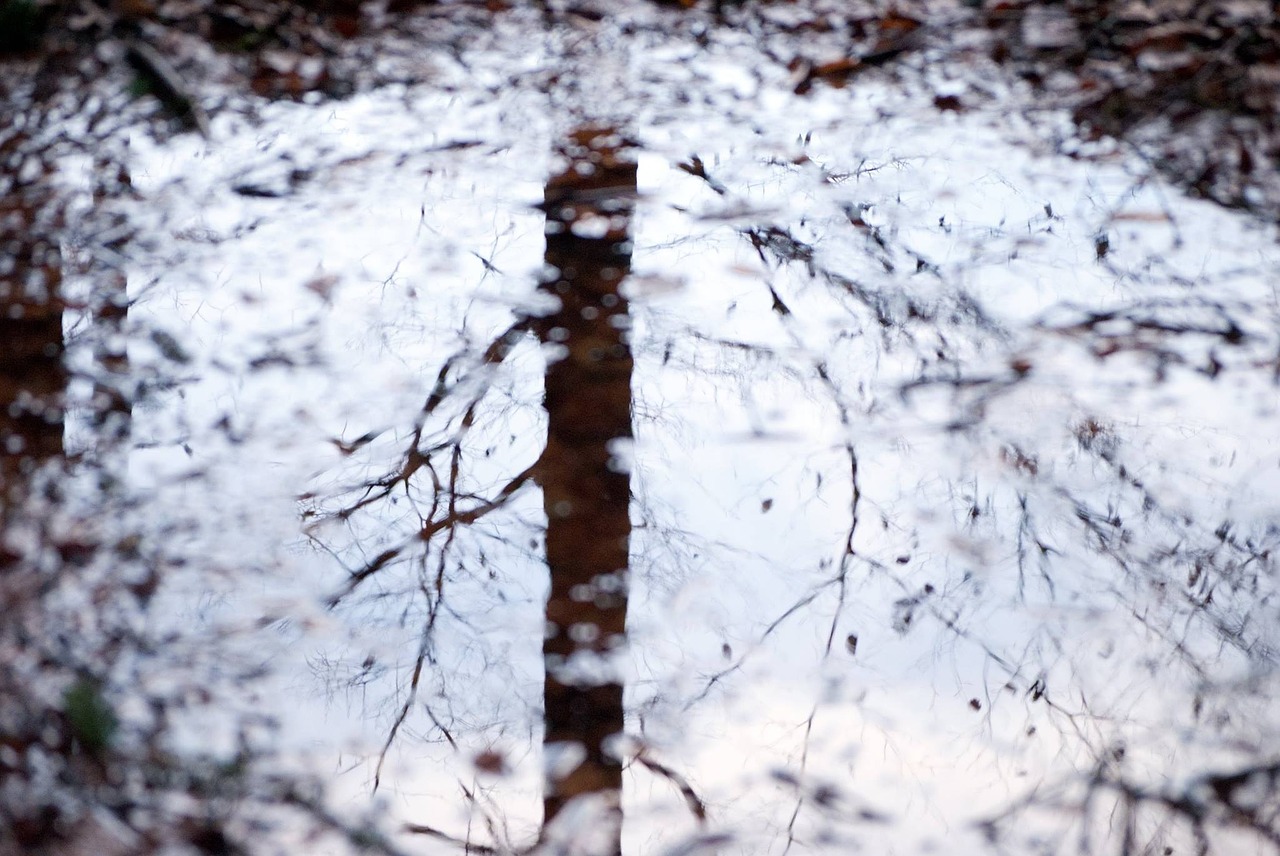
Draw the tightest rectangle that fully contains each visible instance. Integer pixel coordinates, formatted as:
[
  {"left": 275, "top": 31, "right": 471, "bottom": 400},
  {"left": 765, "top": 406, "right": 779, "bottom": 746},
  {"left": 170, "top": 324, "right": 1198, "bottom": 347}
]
[
  {"left": 372, "top": 629, "right": 432, "bottom": 794},
  {"left": 327, "top": 463, "right": 537, "bottom": 606},
  {"left": 635, "top": 753, "right": 707, "bottom": 824},
  {"left": 402, "top": 822, "right": 501, "bottom": 855}
]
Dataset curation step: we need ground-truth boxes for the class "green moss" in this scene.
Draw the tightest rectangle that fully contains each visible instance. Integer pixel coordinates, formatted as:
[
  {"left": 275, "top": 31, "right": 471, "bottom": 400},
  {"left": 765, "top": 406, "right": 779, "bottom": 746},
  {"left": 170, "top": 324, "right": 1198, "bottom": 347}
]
[{"left": 63, "top": 679, "right": 118, "bottom": 751}]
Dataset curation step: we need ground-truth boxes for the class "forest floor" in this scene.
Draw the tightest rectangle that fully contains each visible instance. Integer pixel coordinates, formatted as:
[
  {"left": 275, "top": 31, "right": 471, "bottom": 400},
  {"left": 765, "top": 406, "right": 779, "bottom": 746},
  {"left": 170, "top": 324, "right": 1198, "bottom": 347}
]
[{"left": 5, "top": 0, "right": 1278, "bottom": 221}]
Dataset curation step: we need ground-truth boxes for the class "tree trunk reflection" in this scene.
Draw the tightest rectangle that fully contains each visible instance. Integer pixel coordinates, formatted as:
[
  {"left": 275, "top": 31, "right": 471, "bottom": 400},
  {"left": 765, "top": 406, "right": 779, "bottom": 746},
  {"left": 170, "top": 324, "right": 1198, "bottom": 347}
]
[
  {"left": 85, "top": 155, "right": 132, "bottom": 450},
  {"left": 534, "top": 124, "right": 636, "bottom": 855},
  {"left": 0, "top": 133, "right": 65, "bottom": 520}
]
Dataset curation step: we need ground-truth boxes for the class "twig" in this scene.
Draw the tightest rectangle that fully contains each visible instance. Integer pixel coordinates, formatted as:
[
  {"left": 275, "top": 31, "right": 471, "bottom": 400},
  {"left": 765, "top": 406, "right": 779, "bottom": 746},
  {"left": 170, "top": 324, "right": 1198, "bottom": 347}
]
[
  {"left": 124, "top": 38, "right": 211, "bottom": 138},
  {"left": 636, "top": 753, "right": 707, "bottom": 823}
]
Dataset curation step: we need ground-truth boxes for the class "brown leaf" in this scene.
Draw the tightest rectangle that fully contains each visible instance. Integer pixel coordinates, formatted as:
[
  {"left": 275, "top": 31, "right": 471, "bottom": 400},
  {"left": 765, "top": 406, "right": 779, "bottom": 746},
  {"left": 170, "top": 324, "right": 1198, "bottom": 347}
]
[
  {"left": 879, "top": 12, "right": 922, "bottom": 34},
  {"left": 473, "top": 749, "right": 507, "bottom": 775},
  {"left": 810, "top": 57, "right": 863, "bottom": 89}
]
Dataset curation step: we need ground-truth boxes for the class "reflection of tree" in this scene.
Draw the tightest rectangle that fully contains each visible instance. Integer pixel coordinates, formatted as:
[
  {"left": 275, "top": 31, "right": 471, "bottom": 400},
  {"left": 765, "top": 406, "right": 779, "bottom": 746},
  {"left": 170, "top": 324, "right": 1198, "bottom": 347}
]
[
  {"left": 0, "top": 18, "right": 396, "bottom": 856},
  {"left": 79, "top": 156, "right": 134, "bottom": 450},
  {"left": 311, "top": 63, "right": 1280, "bottom": 856},
  {"left": 0, "top": 131, "right": 66, "bottom": 501},
  {"left": 0, "top": 65, "right": 232, "bottom": 856},
  {"left": 318, "top": 124, "right": 641, "bottom": 854},
  {"left": 533, "top": 124, "right": 635, "bottom": 853},
  {"left": 705, "top": 156, "right": 1280, "bottom": 853},
  {"left": 0, "top": 109, "right": 76, "bottom": 856},
  {"left": 9, "top": 1, "right": 1279, "bottom": 854}
]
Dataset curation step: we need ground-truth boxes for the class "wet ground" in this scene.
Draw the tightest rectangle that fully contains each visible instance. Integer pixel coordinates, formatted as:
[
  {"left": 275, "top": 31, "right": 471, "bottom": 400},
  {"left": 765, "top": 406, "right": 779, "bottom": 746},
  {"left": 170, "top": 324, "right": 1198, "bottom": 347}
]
[{"left": 4, "top": 4, "right": 1280, "bottom": 854}]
